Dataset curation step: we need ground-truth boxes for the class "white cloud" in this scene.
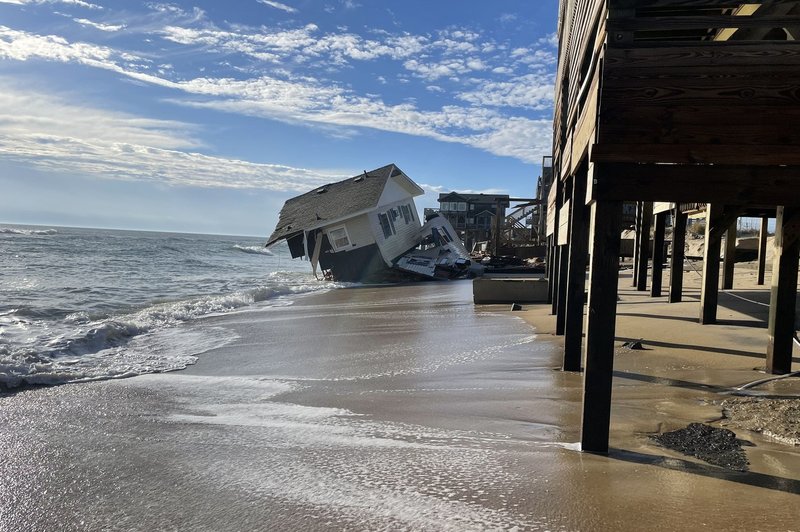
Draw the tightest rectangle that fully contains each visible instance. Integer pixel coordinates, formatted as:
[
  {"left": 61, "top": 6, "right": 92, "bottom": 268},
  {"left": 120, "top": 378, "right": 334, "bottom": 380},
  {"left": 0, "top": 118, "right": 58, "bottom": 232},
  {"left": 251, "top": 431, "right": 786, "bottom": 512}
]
[
  {"left": 0, "top": 0, "right": 101, "bottom": 8},
  {"left": 74, "top": 18, "right": 126, "bottom": 32},
  {"left": 0, "top": 25, "right": 554, "bottom": 163},
  {"left": 0, "top": 85, "right": 346, "bottom": 191},
  {"left": 256, "top": 0, "right": 297, "bottom": 14},
  {"left": 457, "top": 73, "right": 554, "bottom": 111}
]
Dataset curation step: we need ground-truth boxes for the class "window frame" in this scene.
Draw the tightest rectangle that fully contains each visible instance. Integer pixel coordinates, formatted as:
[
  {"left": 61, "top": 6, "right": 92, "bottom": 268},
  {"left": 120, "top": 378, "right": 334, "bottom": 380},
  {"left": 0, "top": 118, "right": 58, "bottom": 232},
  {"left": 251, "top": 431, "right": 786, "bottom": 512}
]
[{"left": 327, "top": 225, "right": 352, "bottom": 251}]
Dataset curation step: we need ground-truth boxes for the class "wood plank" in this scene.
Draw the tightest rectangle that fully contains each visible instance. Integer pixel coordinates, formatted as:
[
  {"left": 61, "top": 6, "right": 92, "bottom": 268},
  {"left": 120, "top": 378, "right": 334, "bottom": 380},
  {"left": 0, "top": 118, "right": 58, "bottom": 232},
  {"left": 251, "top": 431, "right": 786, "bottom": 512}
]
[
  {"left": 581, "top": 200, "right": 623, "bottom": 455},
  {"left": 602, "top": 77, "right": 800, "bottom": 106},
  {"left": 608, "top": 15, "right": 800, "bottom": 33},
  {"left": 605, "top": 43, "right": 800, "bottom": 68},
  {"left": 598, "top": 105, "right": 800, "bottom": 149},
  {"left": 700, "top": 203, "right": 724, "bottom": 324},
  {"left": 757, "top": 216, "right": 769, "bottom": 285},
  {"left": 651, "top": 211, "right": 667, "bottom": 297},
  {"left": 591, "top": 163, "right": 800, "bottom": 205},
  {"left": 591, "top": 144, "right": 800, "bottom": 166},
  {"left": 766, "top": 206, "right": 800, "bottom": 374},
  {"left": 669, "top": 208, "right": 688, "bottom": 303}
]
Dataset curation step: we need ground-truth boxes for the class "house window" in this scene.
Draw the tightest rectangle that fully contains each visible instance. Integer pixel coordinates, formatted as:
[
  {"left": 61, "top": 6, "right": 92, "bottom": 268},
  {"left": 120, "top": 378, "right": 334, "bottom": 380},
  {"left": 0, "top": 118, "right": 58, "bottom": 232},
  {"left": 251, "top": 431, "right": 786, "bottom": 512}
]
[
  {"left": 378, "top": 212, "right": 394, "bottom": 239},
  {"left": 400, "top": 204, "right": 412, "bottom": 224},
  {"left": 457, "top": 202, "right": 467, "bottom": 212},
  {"left": 467, "top": 217, "right": 474, "bottom": 225},
  {"left": 407, "top": 204, "right": 415, "bottom": 222},
  {"left": 328, "top": 225, "right": 351, "bottom": 251}
]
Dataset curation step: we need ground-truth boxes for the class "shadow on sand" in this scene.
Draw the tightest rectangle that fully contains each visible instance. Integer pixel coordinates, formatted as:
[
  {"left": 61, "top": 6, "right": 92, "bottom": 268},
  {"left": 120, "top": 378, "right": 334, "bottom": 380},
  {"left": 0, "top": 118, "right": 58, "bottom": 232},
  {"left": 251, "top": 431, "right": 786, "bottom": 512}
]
[{"left": 610, "top": 448, "right": 800, "bottom": 495}]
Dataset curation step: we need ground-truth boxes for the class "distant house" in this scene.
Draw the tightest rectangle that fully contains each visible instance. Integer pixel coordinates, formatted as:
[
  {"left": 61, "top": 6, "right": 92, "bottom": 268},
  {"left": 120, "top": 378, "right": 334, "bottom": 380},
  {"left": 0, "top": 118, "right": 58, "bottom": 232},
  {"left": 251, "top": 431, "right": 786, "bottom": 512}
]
[
  {"left": 266, "top": 164, "right": 425, "bottom": 282},
  {"left": 436, "top": 192, "right": 510, "bottom": 249}
]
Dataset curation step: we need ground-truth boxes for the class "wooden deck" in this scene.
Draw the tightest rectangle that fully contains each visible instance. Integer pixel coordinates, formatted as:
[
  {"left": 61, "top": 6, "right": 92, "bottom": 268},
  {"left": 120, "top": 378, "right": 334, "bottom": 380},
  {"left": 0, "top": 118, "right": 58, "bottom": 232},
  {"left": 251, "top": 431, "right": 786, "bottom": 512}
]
[{"left": 547, "top": 0, "right": 800, "bottom": 452}]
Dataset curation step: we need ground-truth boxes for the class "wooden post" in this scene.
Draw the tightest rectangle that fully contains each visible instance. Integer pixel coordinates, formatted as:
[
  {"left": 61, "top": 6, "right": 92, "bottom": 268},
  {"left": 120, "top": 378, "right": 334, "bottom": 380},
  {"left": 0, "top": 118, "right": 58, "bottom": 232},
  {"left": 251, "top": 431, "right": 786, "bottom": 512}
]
[
  {"left": 632, "top": 201, "right": 642, "bottom": 287},
  {"left": 581, "top": 200, "right": 622, "bottom": 454},
  {"left": 757, "top": 217, "right": 769, "bottom": 286},
  {"left": 722, "top": 223, "right": 737, "bottom": 290},
  {"left": 547, "top": 237, "right": 553, "bottom": 302},
  {"left": 555, "top": 245, "right": 569, "bottom": 335},
  {"left": 766, "top": 207, "right": 800, "bottom": 375},
  {"left": 636, "top": 202, "right": 653, "bottom": 291},
  {"left": 651, "top": 211, "right": 666, "bottom": 297},
  {"left": 669, "top": 208, "right": 687, "bottom": 303},
  {"left": 563, "top": 173, "right": 590, "bottom": 372},
  {"left": 550, "top": 244, "right": 560, "bottom": 315},
  {"left": 700, "top": 204, "right": 724, "bottom": 324}
]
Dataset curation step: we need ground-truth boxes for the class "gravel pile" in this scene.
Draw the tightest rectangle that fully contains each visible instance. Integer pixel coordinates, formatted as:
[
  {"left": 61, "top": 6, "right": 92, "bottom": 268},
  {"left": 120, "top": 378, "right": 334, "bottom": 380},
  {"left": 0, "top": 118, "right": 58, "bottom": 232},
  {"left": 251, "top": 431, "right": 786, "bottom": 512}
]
[
  {"left": 651, "top": 423, "right": 749, "bottom": 471},
  {"left": 721, "top": 397, "right": 800, "bottom": 446}
]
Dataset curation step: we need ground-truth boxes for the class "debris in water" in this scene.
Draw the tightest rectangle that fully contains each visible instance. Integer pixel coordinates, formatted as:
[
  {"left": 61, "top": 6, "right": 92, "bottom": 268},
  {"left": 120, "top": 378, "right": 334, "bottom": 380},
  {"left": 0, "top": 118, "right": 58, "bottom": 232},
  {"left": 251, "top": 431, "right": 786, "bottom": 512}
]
[{"left": 650, "top": 423, "right": 749, "bottom": 471}]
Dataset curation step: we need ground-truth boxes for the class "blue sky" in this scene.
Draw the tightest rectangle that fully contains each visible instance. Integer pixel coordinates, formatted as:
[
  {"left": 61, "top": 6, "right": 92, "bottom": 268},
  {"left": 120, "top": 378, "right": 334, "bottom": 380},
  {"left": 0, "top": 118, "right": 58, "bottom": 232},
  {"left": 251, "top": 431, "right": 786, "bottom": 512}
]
[{"left": 0, "top": 0, "right": 559, "bottom": 236}]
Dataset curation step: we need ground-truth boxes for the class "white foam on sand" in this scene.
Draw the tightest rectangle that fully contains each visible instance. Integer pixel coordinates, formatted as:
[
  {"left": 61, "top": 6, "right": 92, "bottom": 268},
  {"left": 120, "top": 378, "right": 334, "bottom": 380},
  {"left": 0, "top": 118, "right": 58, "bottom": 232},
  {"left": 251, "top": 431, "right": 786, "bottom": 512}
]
[{"left": 134, "top": 374, "right": 562, "bottom": 531}]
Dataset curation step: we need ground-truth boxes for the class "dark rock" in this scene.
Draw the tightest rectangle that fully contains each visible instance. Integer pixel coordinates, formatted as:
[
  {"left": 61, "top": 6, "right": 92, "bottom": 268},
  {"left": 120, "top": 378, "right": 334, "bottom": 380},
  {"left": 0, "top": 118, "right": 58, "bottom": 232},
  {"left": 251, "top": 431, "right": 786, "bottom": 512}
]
[
  {"left": 650, "top": 423, "right": 749, "bottom": 471},
  {"left": 510, "top": 303, "right": 522, "bottom": 311}
]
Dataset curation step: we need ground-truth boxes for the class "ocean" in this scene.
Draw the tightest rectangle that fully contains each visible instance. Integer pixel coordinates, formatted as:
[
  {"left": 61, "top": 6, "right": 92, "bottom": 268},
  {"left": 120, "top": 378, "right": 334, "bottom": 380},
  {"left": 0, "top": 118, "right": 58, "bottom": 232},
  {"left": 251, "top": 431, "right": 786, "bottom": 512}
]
[{"left": 0, "top": 224, "right": 342, "bottom": 388}]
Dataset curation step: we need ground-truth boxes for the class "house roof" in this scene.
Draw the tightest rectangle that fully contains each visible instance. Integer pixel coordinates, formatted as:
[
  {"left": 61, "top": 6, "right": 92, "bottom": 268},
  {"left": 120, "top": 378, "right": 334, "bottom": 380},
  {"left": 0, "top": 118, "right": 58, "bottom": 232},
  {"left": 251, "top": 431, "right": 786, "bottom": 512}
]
[
  {"left": 437, "top": 192, "right": 510, "bottom": 204},
  {"left": 266, "top": 163, "right": 417, "bottom": 247}
]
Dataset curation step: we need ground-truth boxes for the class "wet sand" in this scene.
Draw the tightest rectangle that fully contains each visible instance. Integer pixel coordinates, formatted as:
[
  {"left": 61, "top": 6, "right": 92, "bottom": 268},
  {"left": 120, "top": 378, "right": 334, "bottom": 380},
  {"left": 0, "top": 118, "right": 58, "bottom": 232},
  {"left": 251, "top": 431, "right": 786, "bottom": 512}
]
[{"left": 1, "top": 277, "right": 799, "bottom": 531}]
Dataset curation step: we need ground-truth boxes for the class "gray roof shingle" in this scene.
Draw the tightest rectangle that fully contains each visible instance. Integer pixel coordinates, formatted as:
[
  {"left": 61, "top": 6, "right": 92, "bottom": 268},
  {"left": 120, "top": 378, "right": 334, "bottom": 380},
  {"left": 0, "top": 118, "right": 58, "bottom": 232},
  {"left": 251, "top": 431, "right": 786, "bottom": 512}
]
[{"left": 266, "top": 163, "right": 401, "bottom": 247}]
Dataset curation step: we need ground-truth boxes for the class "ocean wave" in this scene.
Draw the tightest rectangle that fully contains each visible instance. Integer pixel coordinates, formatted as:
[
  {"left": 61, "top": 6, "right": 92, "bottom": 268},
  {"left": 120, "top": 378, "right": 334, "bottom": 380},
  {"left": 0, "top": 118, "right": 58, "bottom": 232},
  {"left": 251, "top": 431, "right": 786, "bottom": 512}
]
[
  {"left": 232, "top": 244, "right": 273, "bottom": 256},
  {"left": 0, "top": 227, "right": 57, "bottom": 235},
  {"left": 0, "top": 275, "right": 344, "bottom": 388}
]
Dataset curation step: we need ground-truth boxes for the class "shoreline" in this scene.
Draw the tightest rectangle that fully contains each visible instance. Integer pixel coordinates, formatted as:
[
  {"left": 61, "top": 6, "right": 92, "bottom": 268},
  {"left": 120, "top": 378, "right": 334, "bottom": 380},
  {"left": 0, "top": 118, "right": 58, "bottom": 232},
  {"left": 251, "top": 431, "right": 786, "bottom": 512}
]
[{"left": 1, "top": 279, "right": 799, "bottom": 530}]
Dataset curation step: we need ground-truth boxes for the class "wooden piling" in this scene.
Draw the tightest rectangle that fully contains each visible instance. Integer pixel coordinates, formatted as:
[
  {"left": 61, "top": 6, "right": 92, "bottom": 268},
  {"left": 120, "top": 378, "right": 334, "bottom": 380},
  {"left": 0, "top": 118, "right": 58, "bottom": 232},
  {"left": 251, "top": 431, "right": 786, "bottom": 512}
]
[
  {"left": 766, "top": 207, "right": 800, "bottom": 374},
  {"left": 669, "top": 208, "right": 687, "bottom": 303},
  {"left": 636, "top": 202, "right": 653, "bottom": 292},
  {"left": 757, "top": 217, "right": 769, "bottom": 286},
  {"left": 700, "top": 204, "right": 724, "bottom": 324},
  {"left": 563, "top": 173, "right": 590, "bottom": 371},
  {"left": 722, "top": 223, "right": 737, "bottom": 290},
  {"left": 651, "top": 211, "right": 666, "bottom": 297},
  {"left": 580, "top": 200, "right": 622, "bottom": 455}
]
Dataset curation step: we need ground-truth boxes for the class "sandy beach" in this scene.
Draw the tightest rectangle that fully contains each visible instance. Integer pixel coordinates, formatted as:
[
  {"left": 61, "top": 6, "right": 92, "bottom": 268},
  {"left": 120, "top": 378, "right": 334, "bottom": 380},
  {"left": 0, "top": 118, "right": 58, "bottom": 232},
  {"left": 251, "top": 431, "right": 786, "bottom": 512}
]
[{"left": 1, "top": 274, "right": 799, "bottom": 531}]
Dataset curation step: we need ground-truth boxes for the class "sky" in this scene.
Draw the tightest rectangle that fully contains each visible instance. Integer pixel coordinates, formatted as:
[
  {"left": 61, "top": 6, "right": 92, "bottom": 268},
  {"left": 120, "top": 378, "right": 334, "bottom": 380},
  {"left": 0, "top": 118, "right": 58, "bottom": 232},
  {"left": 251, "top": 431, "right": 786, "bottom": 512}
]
[{"left": 0, "top": 0, "right": 559, "bottom": 237}]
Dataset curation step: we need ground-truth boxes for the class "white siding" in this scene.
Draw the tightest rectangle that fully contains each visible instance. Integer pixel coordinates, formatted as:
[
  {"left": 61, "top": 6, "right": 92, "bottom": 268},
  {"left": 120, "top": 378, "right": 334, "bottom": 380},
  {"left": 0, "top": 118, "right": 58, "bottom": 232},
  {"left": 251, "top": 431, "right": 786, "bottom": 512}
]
[
  {"left": 369, "top": 198, "right": 422, "bottom": 264},
  {"left": 323, "top": 214, "right": 375, "bottom": 251},
  {"left": 377, "top": 175, "right": 416, "bottom": 206}
]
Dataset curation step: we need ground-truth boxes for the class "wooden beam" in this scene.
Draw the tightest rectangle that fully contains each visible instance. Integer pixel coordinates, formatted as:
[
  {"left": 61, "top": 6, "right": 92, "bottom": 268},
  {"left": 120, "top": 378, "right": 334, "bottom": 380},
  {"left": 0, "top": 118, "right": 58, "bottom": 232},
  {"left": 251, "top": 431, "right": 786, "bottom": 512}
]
[
  {"left": 564, "top": 173, "right": 590, "bottom": 371},
  {"left": 581, "top": 200, "right": 623, "bottom": 455},
  {"left": 757, "top": 217, "right": 769, "bottom": 286},
  {"left": 669, "top": 208, "right": 688, "bottom": 303},
  {"left": 651, "top": 211, "right": 667, "bottom": 297},
  {"left": 591, "top": 144, "right": 800, "bottom": 167},
  {"left": 723, "top": 223, "right": 738, "bottom": 290},
  {"left": 637, "top": 202, "right": 653, "bottom": 291},
  {"left": 766, "top": 206, "right": 800, "bottom": 374},
  {"left": 604, "top": 41, "right": 800, "bottom": 68},
  {"left": 700, "top": 204, "right": 725, "bottom": 324},
  {"left": 608, "top": 15, "right": 800, "bottom": 33},
  {"left": 590, "top": 163, "right": 800, "bottom": 206}
]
